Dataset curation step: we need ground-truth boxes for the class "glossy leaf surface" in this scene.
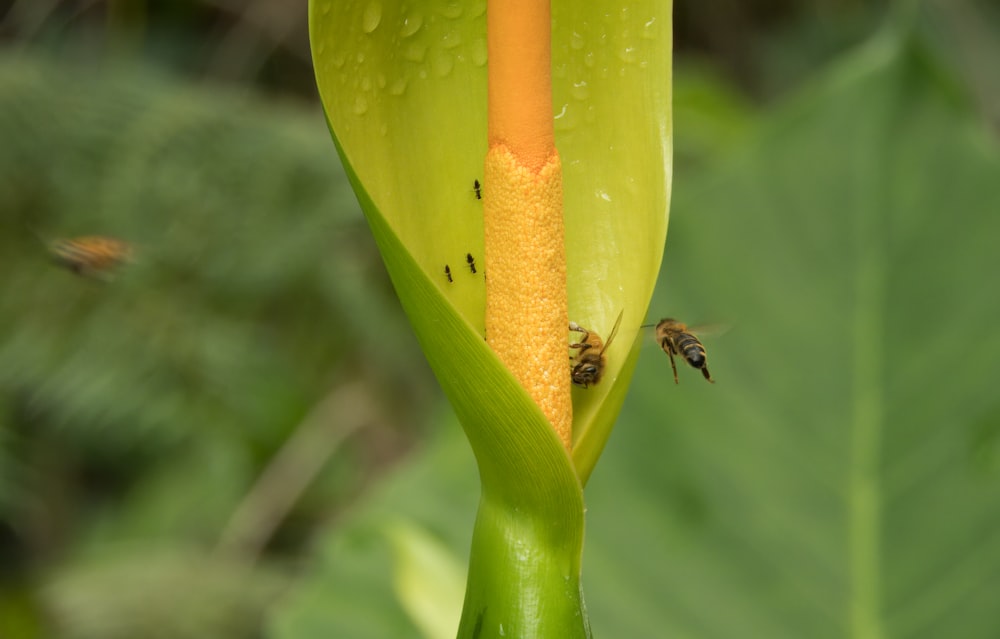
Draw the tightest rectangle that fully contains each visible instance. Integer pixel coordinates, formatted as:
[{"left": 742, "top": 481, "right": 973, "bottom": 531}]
[{"left": 309, "top": 0, "right": 672, "bottom": 483}]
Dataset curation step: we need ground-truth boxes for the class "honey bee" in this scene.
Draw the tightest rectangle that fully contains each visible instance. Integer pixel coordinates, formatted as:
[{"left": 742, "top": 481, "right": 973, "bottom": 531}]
[
  {"left": 569, "top": 310, "right": 623, "bottom": 388},
  {"left": 473, "top": 179, "right": 482, "bottom": 200},
  {"left": 651, "top": 318, "right": 714, "bottom": 384},
  {"left": 47, "top": 236, "right": 133, "bottom": 279}
]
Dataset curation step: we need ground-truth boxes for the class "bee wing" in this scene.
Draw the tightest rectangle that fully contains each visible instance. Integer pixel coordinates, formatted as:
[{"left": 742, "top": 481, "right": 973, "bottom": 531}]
[
  {"left": 601, "top": 309, "right": 625, "bottom": 352},
  {"left": 639, "top": 320, "right": 731, "bottom": 348},
  {"left": 686, "top": 322, "right": 731, "bottom": 339}
]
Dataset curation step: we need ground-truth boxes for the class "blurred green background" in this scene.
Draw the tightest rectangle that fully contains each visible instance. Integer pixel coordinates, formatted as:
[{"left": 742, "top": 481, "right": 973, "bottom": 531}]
[{"left": 2, "top": 1, "right": 999, "bottom": 638}]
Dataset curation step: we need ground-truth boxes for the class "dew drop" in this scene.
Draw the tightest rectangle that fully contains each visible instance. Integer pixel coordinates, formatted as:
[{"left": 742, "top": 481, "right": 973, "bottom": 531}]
[
  {"left": 361, "top": 76, "right": 372, "bottom": 91},
  {"left": 471, "top": 37, "right": 488, "bottom": 66},
  {"left": 570, "top": 31, "right": 585, "bottom": 50},
  {"left": 642, "top": 16, "right": 657, "bottom": 39},
  {"left": 431, "top": 51, "right": 454, "bottom": 77},
  {"left": 441, "top": 29, "right": 462, "bottom": 49},
  {"left": 388, "top": 77, "right": 408, "bottom": 95},
  {"left": 361, "top": 1, "right": 382, "bottom": 33},
  {"left": 571, "top": 80, "right": 589, "bottom": 100},
  {"left": 400, "top": 12, "right": 423, "bottom": 38},
  {"left": 376, "top": 73, "right": 387, "bottom": 88},
  {"left": 440, "top": 2, "right": 462, "bottom": 19},
  {"left": 404, "top": 42, "right": 427, "bottom": 62},
  {"left": 353, "top": 95, "right": 369, "bottom": 115}
]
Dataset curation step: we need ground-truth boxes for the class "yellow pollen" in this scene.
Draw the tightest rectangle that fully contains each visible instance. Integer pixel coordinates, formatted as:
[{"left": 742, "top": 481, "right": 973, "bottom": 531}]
[{"left": 483, "top": 145, "right": 572, "bottom": 449}]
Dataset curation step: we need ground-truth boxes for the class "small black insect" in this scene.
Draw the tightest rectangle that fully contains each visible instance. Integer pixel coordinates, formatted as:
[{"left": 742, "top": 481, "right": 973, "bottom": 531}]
[
  {"left": 445, "top": 265, "right": 453, "bottom": 282},
  {"left": 466, "top": 253, "right": 477, "bottom": 274},
  {"left": 473, "top": 179, "right": 482, "bottom": 200}
]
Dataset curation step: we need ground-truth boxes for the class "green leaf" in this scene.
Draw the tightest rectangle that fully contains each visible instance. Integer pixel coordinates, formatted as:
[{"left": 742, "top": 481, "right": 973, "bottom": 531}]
[
  {"left": 309, "top": 0, "right": 672, "bottom": 484},
  {"left": 353, "top": 185, "right": 591, "bottom": 638},
  {"left": 309, "top": 0, "right": 489, "bottom": 329},
  {"left": 551, "top": 2, "right": 673, "bottom": 480},
  {"left": 310, "top": 1, "right": 672, "bottom": 634}
]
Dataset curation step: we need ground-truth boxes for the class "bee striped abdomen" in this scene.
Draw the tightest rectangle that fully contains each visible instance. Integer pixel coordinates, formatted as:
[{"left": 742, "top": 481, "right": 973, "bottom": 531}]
[{"left": 675, "top": 333, "right": 707, "bottom": 366}]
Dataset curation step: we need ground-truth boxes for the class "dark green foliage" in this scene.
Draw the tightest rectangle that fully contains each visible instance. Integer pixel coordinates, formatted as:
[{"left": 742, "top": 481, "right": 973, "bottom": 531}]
[
  {"left": 0, "top": 54, "right": 436, "bottom": 638},
  {"left": 584, "top": 34, "right": 1000, "bottom": 638}
]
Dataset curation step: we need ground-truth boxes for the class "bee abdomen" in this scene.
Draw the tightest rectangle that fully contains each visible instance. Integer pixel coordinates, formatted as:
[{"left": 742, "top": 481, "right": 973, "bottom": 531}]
[{"left": 676, "top": 334, "right": 706, "bottom": 365}]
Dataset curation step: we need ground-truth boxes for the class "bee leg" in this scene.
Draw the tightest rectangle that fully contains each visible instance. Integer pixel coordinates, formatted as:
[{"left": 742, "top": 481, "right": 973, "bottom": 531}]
[
  {"left": 701, "top": 365, "right": 714, "bottom": 384},
  {"left": 568, "top": 322, "right": 590, "bottom": 339},
  {"left": 667, "top": 350, "right": 680, "bottom": 385}
]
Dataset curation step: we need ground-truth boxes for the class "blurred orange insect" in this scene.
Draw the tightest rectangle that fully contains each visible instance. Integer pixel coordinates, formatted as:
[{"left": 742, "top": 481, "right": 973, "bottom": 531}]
[{"left": 47, "top": 236, "right": 134, "bottom": 279}]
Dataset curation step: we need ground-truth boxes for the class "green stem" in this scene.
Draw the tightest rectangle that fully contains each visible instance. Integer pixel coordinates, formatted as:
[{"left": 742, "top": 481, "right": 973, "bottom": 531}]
[{"left": 457, "top": 495, "right": 591, "bottom": 639}]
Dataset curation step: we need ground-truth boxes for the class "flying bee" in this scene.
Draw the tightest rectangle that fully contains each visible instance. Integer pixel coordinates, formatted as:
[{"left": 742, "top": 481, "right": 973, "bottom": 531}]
[
  {"left": 473, "top": 179, "right": 482, "bottom": 200},
  {"left": 647, "top": 318, "right": 714, "bottom": 384},
  {"left": 46, "top": 235, "right": 134, "bottom": 279},
  {"left": 569, "top": 309, "right": 624, "bottom": 388}
]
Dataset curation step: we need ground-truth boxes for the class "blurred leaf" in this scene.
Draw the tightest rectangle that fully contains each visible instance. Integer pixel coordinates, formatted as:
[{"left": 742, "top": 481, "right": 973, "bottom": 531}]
[
  {"left": 269, "top": 418, "right": 478, "bottom": 639},
  {"left": 385, "top": 519, "right": 466, "bottom": 639},
  {"left": 673, "top": 62, "right": 756, "bottom": 167},
  {"left": 43, "top": 545, "right": 287, "bottom": 639},
  {"left": 755, "top": 2, "right": 885, "bottom": 98},
  {"left": 0, "top": 52, "right": 437, "bottom": 637},
  {"left": 271, "top": 523, "right": 423, "bottom": 639},
  {"left": 583, "top": 29, "right": 1000, "bottom": 639}
]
